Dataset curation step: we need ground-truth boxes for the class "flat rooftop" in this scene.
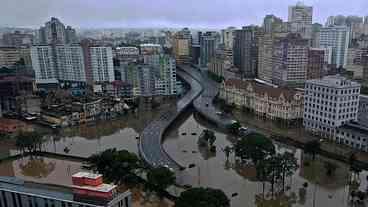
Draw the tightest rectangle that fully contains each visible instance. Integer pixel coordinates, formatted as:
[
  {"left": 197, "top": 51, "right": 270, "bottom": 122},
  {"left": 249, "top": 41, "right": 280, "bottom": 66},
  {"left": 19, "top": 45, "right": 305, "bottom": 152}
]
[{"left": 0, "top": 176, "right": 125, "bottom": 206}]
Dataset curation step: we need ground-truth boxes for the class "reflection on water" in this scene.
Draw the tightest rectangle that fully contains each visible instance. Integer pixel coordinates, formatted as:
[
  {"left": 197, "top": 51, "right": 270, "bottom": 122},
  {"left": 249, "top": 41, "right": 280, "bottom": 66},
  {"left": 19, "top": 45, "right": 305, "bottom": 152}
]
[
  {"left": 163, "top": 112, "right": 368, "bottom": 207},
  {"left": 0, "top": 156, "right": 81, "bottom": 185},
  {"left": 19, "top": 157, "right": 56, "bottom": 178},
  {"left": 8, "top": 102, "right": 173, "bottom": 158}
]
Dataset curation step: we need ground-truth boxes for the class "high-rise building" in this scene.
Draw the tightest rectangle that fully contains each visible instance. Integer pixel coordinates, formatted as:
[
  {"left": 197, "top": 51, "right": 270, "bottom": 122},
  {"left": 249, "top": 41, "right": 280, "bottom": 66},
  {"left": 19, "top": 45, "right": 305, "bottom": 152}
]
[
  {"left": 311, "top": 23, "right": 322, "bottom": 48},
  {"left": 233, "top": 26, "right": 261, "bottom": 78},
  {"left": 2, "top": 31, "right": 33, "bottom": 47},
  {"left": 65, "top": 26, "right": 78, "bottom": 44},
  {"left": 263, "top": 15, "right": 284, "bottom": 34},
  {"left": 89, "top": 47, "right": 115, "bottom": 83},
  {"left": 0, "top": 47, "right": 21, "bottom": 68},
  {"left": 221, "top": 27, "right": 236, "bottom": 49},
  {"left": 272, "top": 33, "right": 309, "bottom": 86},
  {"left": 308, "top": 48, "right": 326, "bottom": 79},
  {"left": 257, "top": 33, "right": 274, "bottom": 83},
  {"left": 288, "top": 2, "right": 313, "bottom": 39},
  {"left": 221, "top": 27, "right": 236, "bottom": 65},
  {"left": 303, "top": 75, "right": 361, "bottom": 138},
  {"left": 200, "top": 32, "right": 219, "bottom": 68},
  {"left": 172, "top": 28, "right": 191, "bottom": 65},
  {"left": 31, "top": 45, "right": 86, "bottom": 83},
  {"left": 319, "top": 26, "right": 350, "bottom": 68},
  {"left": 37, "top": 17, "right": 77, "bottom": 44}
]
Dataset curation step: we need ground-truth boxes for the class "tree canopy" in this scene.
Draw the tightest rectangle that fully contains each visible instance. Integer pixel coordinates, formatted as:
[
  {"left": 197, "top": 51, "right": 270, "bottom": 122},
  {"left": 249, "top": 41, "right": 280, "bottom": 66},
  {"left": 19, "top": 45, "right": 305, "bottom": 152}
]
[
  {"left": 304, "top": 140, "right": 320, "bottom": 160},
  {"left": 147, "top": 167, "right": 176, "bottom": 190},
  {"left": 175, "top": 187, "right": 230, "bottom": 207},
  {"left": 235, "top": 133, "right": 275, "bottom": 165},
  {"left": 15, "top": 131, "right": 45, "bottom": 153},
  {"left": 84, "top": 148, "right": 144, "bottom": 186}
]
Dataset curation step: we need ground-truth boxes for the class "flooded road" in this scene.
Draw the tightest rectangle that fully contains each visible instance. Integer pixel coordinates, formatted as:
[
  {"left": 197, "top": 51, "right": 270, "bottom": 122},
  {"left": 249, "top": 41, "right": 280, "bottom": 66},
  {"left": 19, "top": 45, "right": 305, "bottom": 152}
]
[
  {"left": 0, "top": 104, "right": 367, "bottom": 207},
  {"left": 163, "top": 112, "right": 368, "bottom": 207}
]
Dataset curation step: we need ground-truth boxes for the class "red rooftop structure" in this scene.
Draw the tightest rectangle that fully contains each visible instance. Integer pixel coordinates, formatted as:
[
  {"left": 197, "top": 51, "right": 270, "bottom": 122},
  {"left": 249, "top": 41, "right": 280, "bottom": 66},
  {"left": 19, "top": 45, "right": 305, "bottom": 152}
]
[{"left": 71, "top": 172, "right": 117, "bottom": 200}]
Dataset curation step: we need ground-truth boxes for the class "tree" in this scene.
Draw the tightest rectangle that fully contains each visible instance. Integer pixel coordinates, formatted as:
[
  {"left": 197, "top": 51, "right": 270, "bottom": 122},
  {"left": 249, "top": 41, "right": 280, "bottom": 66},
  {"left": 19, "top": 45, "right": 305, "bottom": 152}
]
[
  {"left": 175, "top": 187, "right": 230, "bottom": 207},
  {"left": 324, "top": 161, "right": 338, "bottom": 177},
  {"left": 304, "top": 140, "right": 320, "bottom": 160},
  {"left": 84, "top": 148, "right": 144, "bottom": 186},
  {"left": 199, "top": 129, "right": 216, "bottom": 148},
  {"left": 15, "top": 131, "right": 45, "bottom": 153},
  {"left": 348, "top": 153, "right": 362, "bottom": 183},
  {"left": 234, "top": 133, "right": 275, "bottom": 165},
  {"left": 279, "top": 152, "right": 298, "bottom": 192},
  {"left": 222, "top": 146, "right": 233, "bottom": 161},
  {"left": 228, "top": 121, "right": 241, "bottom": 134},
  {"left": 146, "top": 167, "right": 176, "bottom": 198},
  {"left": 256, "top": 152, "right": 298, "bottom": 196}
]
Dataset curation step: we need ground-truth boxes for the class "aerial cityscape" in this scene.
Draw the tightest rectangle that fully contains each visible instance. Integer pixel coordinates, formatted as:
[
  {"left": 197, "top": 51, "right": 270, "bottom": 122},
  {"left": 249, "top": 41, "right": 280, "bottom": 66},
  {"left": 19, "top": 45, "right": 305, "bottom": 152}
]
[{"left": 1, "top": 0, "right": 368, "bottom": 207}]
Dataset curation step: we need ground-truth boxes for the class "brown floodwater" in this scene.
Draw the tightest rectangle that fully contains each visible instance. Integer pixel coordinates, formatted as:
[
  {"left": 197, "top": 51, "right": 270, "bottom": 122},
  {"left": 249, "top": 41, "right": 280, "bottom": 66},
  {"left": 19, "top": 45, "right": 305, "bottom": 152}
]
[
  {"left": 1, "top": 103, "right": 368, "bottom": 207},
  {"left": 163, "top": 112, "right": 368, "bottom": 207}
]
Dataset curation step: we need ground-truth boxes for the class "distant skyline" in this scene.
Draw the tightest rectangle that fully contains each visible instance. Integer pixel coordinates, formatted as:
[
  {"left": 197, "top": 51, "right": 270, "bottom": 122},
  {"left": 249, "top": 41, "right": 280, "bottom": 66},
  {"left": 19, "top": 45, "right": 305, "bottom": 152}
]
[{"left": 1, "top": 0, "right": 368, "bottom": 29}]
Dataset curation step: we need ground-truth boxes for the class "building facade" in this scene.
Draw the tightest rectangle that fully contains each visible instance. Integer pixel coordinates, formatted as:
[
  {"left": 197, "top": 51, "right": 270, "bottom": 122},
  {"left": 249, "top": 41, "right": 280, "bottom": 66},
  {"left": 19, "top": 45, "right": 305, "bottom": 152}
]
[
  {"left": 219, "top": 79, "right": 304, "bottom": 121},
  {"left": 308, "top": 48, "right": 326, "bottom": 79},
  {"left": 200, "top": 32, "right": 218, "bottom": 68},
  {"left": 272, "top": 33, "right": 309, "bottom": 86},
  {"left": 172, "top": 28, "right": 191, "bottom": 65},
  {"left": 0, "top": 172, "right": 132, "bottom": 207},
  {"left": 37, "top": 17, "right": 77, "bottom": 44},
  {"left": 0, "top": 47, "right": 21, "bottom": 68},
  {"left": 233, "top": 26, "right": 260, "bottom": 78},
  {"left": 319, "top": 26, "right": 350, "bottom": 67},
  {"left": 288, "top": 2, "right": 313, "bottom": 39},
  {"left": 303, "top": 75, "right": 361, "bottom": 138},
  {"left": 89, "top": 47, "right": 115, "bottom": 83},
  {"left": 31, "top": 45, "right": 86, "bottom": 83}
]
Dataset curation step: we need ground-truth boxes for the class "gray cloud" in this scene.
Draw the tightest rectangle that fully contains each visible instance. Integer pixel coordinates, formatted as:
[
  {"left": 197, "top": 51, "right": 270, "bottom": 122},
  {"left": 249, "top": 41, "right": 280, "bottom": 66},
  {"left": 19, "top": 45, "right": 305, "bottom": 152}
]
[{"left": 1, "top": 0, "right": 368, "bottom": 28}]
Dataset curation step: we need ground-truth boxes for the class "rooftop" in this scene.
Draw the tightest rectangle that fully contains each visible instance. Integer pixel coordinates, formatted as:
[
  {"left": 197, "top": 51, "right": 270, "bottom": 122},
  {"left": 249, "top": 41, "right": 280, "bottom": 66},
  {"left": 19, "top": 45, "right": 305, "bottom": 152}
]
[
  {"left": 223, "top": 79, "right": 303, "bottom": 101},
  {"left": 73, "top": 172, "right": 102, "bottom": 179},
  {"left": 306, "top": 75, "right": 361, "bottom": 88}
]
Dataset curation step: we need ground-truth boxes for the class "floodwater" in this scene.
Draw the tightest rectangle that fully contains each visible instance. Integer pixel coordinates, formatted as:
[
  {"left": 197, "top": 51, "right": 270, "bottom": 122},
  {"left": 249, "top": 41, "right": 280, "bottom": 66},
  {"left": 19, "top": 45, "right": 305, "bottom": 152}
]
[
  {"left": 1, "top": 103, "right": 368, "bottom": 207},
  {"left": 163, "top": 112, "right": 368, "bottom": 207}
]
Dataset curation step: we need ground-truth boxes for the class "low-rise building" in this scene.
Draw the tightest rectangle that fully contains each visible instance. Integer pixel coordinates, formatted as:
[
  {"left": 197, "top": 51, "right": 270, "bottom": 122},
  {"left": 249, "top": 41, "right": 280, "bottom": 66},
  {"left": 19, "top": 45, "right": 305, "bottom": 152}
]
[
  {"left": 336, "top": 122, "right": 368, "bottom": 152},
  {"left": 219, "top": 79, "right": 304, "bottom": 121},
  {"left": 0, "top": 172, "right": 131, "bottom": 207}
]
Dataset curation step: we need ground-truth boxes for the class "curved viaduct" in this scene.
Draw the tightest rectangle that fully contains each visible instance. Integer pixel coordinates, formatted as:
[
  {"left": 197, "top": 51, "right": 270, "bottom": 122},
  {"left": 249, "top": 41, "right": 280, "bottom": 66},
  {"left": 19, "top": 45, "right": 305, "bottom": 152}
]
[{"left": 138, "top": 65, "right": 234, "bottom": 171}]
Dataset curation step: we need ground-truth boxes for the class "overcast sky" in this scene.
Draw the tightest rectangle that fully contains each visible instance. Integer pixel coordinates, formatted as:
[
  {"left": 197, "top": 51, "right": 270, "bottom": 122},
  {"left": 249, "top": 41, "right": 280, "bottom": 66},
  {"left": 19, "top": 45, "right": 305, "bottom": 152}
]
[{"left": 1, "top": 0, "right": 368, "bottom": 29}]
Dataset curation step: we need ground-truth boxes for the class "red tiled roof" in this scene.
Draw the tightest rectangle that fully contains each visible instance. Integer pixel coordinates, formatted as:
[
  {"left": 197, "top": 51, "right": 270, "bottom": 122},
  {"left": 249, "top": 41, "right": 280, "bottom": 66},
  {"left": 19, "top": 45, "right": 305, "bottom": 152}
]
[{"left": 223, "top": 79, "right": 301, "bottom": 101}]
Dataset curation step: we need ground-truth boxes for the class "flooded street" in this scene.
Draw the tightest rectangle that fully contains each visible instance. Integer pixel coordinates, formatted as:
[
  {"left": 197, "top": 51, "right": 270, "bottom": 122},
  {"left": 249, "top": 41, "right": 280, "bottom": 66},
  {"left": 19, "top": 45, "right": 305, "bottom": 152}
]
[
  {"left": 0, "top": 105, "right": 367, "bottom": 207},
  {"left": 163, "top": 112, "right": 368, "bottom": 207}
]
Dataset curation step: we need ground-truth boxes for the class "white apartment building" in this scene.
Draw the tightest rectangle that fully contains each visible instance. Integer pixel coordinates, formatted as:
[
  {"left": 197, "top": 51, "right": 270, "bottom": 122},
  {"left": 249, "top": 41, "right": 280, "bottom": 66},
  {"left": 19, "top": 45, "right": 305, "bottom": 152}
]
[
  {"left": 90, "top": 47, "right": 115, "bottom": 83},
  {"left": 31, "top": 46, "right": 56, "bottom": 82},
  {"left": 31, "top": 45, "right": 86, "bottom": 83},
  {"left": 55, "top": 45, "right": 86, "bottom": 82},
  {"left": 319, "top": 26, "right": 350, "bottom": 67},
  {"left": 303, "top": 75, "right": 361, "bottom": 138}
]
